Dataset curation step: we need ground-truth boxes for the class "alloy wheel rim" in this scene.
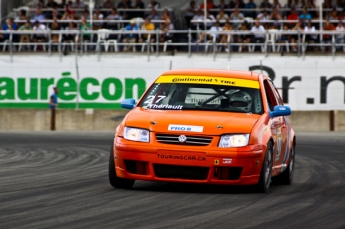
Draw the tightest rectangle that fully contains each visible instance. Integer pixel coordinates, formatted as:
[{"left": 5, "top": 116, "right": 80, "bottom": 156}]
[{"left": 265, "top": 148, "right": 272, "bottom": 187}]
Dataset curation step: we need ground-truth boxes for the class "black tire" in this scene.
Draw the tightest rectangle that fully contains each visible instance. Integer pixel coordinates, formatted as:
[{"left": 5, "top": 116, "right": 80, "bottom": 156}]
[
  {"left": 257, "top": 141, "right": 273, "bottom": 193},
  {"left": 273, "top": 144, "right": 295, "bottom": 185},
  {"left": 108, "top": 144, "right": 135, "bottom": 189}
]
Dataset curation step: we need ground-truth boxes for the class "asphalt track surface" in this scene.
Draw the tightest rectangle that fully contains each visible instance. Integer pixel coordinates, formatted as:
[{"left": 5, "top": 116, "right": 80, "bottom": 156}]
[{"left": 1, "top": 131, "right": 345, "bottom": 229}]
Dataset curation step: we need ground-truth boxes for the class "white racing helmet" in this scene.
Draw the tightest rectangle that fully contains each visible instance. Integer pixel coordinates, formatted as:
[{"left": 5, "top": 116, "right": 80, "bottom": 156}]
[{"left": 229, "top": 91, "right": 252, "bottom": 112}]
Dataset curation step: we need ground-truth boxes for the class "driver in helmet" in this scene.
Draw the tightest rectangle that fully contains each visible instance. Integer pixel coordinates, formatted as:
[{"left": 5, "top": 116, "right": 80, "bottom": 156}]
[{"left": 229, "top": 91, "right": 252, "bottom": 112}]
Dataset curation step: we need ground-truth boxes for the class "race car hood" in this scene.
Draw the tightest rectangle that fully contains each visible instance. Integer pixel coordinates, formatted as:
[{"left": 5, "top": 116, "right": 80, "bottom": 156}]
[{"left": 124, "top": 108, "right": 261, "bottom": 135}]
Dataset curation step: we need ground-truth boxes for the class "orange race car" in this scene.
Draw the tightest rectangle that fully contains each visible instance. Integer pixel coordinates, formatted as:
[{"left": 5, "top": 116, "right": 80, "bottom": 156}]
[{"left": 109, "top": 69, "right": 296, "bottom": 192}]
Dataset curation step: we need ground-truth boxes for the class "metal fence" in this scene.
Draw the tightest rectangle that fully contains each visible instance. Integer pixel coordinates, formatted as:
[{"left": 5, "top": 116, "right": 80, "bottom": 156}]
[{"left": 1, "top": 29, "right": 345, "bottom": 62}]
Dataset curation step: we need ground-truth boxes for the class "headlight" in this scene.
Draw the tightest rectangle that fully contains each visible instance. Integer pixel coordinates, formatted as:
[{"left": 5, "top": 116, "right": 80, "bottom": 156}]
[
  {"left": 124, "top": 127, "right": 150, "bottom": 142},
  {"left": 218, "top": 134, "right": 250, "bottom": 148}
]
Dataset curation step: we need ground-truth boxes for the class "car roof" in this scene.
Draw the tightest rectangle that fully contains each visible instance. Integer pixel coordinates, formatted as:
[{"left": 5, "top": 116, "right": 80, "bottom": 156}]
[{"left": 160, "top": 69, "right": 262, "bottom": 81}]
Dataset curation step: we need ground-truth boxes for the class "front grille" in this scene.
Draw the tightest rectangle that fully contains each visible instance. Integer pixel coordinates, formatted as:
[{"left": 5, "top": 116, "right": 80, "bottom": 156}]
[
  {"left": 154, "top": 164, "right": 209, "bottom": 180},
  {"left": 155, "top": 134, "right": 212, "bottom": 146}
]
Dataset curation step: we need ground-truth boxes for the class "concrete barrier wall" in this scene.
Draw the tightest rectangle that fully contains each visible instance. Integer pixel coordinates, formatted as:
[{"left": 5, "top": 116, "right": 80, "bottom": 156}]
[{"left": 1, "top": 109, "right": 344, "bottom": 132}]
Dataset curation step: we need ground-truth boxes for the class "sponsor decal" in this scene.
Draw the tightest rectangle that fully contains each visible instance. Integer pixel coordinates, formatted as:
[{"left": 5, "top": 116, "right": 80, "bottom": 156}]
[
  {"left": 157, "top": 154, "right": 206, "bottom": 161},
  {"left": 155, "top": 75, "right": 260, "bottom": 89},
  {"left": 168, "top": 124, "right": 204, "bottom": 132},
  {"left": 214, "top": 159, "right": 219, "bottom": 165},
  {"left": 146, "top": 104, "right": 183, "bottom": 110},
  {"left": 0, "top": 71, "right": 146, "bottom": 109},
  {"left": 223, "top": 158, "right": 232, "bottom": 164}
]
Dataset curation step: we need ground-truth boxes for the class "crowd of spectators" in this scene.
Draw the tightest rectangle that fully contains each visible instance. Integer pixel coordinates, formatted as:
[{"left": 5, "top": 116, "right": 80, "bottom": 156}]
[{"left": 0, "top": 0, "right": 345, "bottom": 53}]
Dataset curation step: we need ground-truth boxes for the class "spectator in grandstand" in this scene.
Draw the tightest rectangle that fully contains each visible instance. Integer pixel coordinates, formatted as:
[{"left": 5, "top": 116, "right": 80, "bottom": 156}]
[
  {"left": 63, "top": 21, "right": 77, "bottom": 42},
  {"left": 33, "top": 8, "right": 45, "bottom": 22},
  {"left": 218, "top": 0, "right": 229, "bottom": 8},
  {"left": 339, "top": 9, "right": 345, "bottom": 20},
  {"left": 257, "top": 9, "right": 270, "bottom": 25},
  {"left": 251, "top": 19, "right": 266, "bottom": 51},
  {"left": 19, "top": 20, "right": 32, "bottom": 46},
  {"left": 278, "top": 24, "right": 291, "bottom": 45},
  {"left": 305, "top": 0, "right": 316, "bottom": 14},
  {"left": 16, "top": 9, "right": 28, "bottom": 27},
  {"left": 236, "top": 20, "right": 252, "bottom": 51},
  {"left": 299, "top": 8, "right": 312, "bottom": 25},
  {"left": 118, "top": 0, "right": 132, "bottom": 19},
  {"left": 205, "top": 10, "right": 216, "bottom": 28},
  {"left": 123, "top": 19, "right": 139, "bottom": 51},
  {"left": 200, "top": 0, "right": 216, "bottom": 10},
  {"left": 287, "top": 8, "right": 299, "bottom": 28},
  {"left": 335, "top": 0, "right": 345, "bottom": 11},
  {"left": 220, "top": 21, "right": 233, "bottom": 51},
  {"left": 36, "top": 0, "right": 45, "bottom": 8},
  {"left": 260, "top": 0, "right": 272, "bottom": 9},
  {"left": 269, "top": 8, "right": 283, "bottom": 28},
  {"left": 323, "top": 0, "right": 333, "bottom": 10},
  {"left": 272, "top": 0, "right": 282, "bottom": 9},
  {"left": 139, "top": 18, "right": 155, "bottom": 43},
  {"left": 227, "top": 0, "right": 236, "bottom": 9},
  {"left": 304, "top": 20, "right": 318, "bottom": 51},
  {"left": 50, "top": 20, "right": 61, "bottom": 43},
  {"left": 147, "top": 1, "right": 160, "bottom": 10},
  {"left": 159, "top": 18, "right": 175, "bottom": 43},
  {"left": 235, "top": 0, "right": 245, "bottom": 8},
  {"left": 229, "top": 8, "right": 244, "bottom": 29},
  {"left": 58, "top": 0, "right": 67, "bottom": 8},
  {"left": 216, "top": 8, "right": 229, "bottom": 23},
  {"left": 329, "top": 8, "right": 340, "bottom": 21},
  {"left": 118, "top": 0, "right": 132, "bottom": 9},
  {"left": 292, "top": 0, "right": 303, "bottom": 9},
  {"left": 132, "top": 0, "right": 145, "bottom": 18},
  {"left": 185, "top": 1, "right": 198, "bottom": 28},
  {"left": 161, "top": 8, "right": 172, "bottom": 25},
  {"left": 82, "top": 10, "right": 90, "bottom": 20},
  {"left": 2, "top": 18, "right": 18, "bottom": 41},
  {"left": 283, "top": 0, "right": 293, "bottom": 17},
  {"left": 50, "top": 8, "right": 61, "bottom": 20},
  {"left": 134, "top": 0, "right": 145, "bottom": 9},
  {"left": 290, "top": 20, "right": 303, "bottom": 51},
  {"left": 61, "top": 9, "right": 75, "bottom": 28},
  {"left": 79, "top": 17, "right": 92, "bottom": 41},
  {"left": 196, "top": 20, "right": 222, "bottom": 44},
  {"left": 335, "top": 21, "right": 345, "bottom": 50},
  {"left": 103, "top": 0, "right": 115, "bottom": 9},
  {"left": 47, "top": 0, "right": 59, "bottom": 8},
  {"left": 71, "top": 0, "right": 85, "bottom": 8},
  {"left": 323, "top": 19, "right": 335, "bottom": 51},
  {"left": 244, "top": 0, "right": 257, "bottom": 18},
  {"left": 93, "top": 8, "right": 104, "bottom": 29},
  {"left": 32, "top": 20, "right": 47, "bottom": 43},
  {"left": 106, "top": 8, "right": 121, "bottom": 30}
]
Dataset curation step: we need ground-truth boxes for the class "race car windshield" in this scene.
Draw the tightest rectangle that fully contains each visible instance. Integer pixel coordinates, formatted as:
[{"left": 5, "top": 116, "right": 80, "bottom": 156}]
[{"left": 138, "top": 83, "right": 264, "bottom": 114}]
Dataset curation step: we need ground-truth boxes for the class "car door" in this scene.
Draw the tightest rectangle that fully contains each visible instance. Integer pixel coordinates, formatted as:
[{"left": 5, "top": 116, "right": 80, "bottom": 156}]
[
  {"left": 263, "top": 80, "right": 285, "bottom": 168},
  {"left": 268, "top": 80, "right": 290, "bottom": 169}
]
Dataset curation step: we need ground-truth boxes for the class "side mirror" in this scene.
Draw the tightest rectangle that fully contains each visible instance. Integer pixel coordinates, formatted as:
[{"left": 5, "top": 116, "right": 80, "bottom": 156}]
[
  {"left": 121, "top": 98, "right": 136, "bottom": 109},
  {"left": 270, "top": 105, "right": 291, "bottom": 118}
]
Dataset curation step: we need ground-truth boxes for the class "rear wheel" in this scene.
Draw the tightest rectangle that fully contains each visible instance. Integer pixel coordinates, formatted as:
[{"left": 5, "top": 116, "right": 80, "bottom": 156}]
[
  {"left": 273, "top": 144, "right": 295, "bottom": 185},
  {"left": 108, "top": 144, "right": 135, "bottom": 189},
  {"left": 257, "top": 141, "right": 273, "bottom": 193}
]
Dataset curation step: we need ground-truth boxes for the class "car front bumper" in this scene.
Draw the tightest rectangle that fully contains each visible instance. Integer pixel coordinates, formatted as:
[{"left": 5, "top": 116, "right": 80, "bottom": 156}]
[{"left": 114, "top": 137, "right": 266, "bottom": 185}]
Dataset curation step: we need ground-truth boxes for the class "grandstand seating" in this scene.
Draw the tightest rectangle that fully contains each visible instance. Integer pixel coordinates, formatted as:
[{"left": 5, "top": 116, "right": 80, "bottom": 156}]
[{"left": 0, "top": 0, "right": 344, "bottom": 56}]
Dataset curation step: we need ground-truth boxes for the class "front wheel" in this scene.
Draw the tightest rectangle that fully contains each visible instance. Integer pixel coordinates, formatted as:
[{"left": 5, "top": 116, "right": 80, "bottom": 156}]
[
  {"left": 108, "top": 144, "right": 135, "bottom": 189},
  {"left": 256, "top": 141, "right": 273, "bottom": 193}
]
